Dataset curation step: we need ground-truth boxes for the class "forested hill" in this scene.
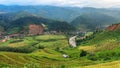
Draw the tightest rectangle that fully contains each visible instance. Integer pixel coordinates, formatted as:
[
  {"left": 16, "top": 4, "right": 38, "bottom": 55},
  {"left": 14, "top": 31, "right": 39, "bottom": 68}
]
[
  {"left": 0, "top": 5, "right": 120, "bottom": 32},
  {"left": 0, "top": 16, "right": 75, "bottom": 34},
  {"left": 0, "top": 5, "right": 120, "bottom": 23},
  {"left": 71, "top": 12, "right": 119, "bottom": 31}
]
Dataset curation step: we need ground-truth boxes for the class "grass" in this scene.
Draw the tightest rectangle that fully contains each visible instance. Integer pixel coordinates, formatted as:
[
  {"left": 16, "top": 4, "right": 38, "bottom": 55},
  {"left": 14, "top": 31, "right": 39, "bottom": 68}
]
[
  {"left": 0, "top": 34, "right": 106, "bottom": 68},
  {"left": 75, "top": 29, "right": 120, "bottom": 68},
  {"left": 0, "top": 30, "right": 120, "bottom": 68},
  {"left": 0, "top": 35, "right": 97, "bottom": 68},
  {"left": 0, "top": 50, "right": 96, "bottom": 68},
  {"left": 78, "top": 30, "right": 120, "bottom": 52},
  {"left": 79, "top": 30, "right": 120, "bottom": 46},
  {"left": 0, "top": 35, "right": 69, "bottom": 53},
  {"left": 79, "top": 45, "right": 96, "bottom": 52},
  {"left": 79, "top": 60, "right": 120, "bottom": 68}
]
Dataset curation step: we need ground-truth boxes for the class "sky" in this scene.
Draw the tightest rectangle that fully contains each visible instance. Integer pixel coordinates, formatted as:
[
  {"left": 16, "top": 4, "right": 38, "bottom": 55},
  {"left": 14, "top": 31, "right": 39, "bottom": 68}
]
[{"left": 0, "top": 0, "right": 120, "bottom": 8}]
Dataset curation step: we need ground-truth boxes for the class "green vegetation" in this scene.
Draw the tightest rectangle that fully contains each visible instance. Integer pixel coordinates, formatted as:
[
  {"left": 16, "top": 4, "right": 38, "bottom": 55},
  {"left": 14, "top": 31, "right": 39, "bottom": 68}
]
[
  {"left": 71, "top": 12, "right": 119, "bottom": 31},
  {"left": 1, "top": 5, "right": 120, "bottom": 68},
  {"left": 76, "top": 29, "right": 120, "bottom": 66},
  {"left": 0, "top": 28, "right": 120, "bottom": 68},
  {"left": 0, "top": 29, "right": 120, "bottom": 68},
  {"left": 0, "top": 35, "right": 94, "bottom": 68},
  {"left": 87, "top": 47, "right": 120, "bottom": 61},
  {"left": 78, "top": 30, "right": 120, "bottom": 46},
  {"left": 0, "top": 16, "right": 75, "bottom": 34},
  {"left": 0, "top": 35, "right": 68, "bottom": 52}
]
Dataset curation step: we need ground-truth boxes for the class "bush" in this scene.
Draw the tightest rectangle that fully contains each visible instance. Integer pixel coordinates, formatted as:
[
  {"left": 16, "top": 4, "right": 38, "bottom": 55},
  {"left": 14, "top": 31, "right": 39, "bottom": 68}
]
[
  {"left": 9, "top": 39, "right": 23, "bottom": 43},
  {"left": 61, "top": 65, "right": 65, "bottom": 68},
  {"left": 0, "top": 46, "right": 36, "bottom": 53},
  {"left": 87, "top": 47, "right": 120, "bottom": 61},
  {"left": 35, "top": 45, "right": 45, "bottom": 49},
  {"left": 80, "top": 50, "right": 88, "bottom": 57}
]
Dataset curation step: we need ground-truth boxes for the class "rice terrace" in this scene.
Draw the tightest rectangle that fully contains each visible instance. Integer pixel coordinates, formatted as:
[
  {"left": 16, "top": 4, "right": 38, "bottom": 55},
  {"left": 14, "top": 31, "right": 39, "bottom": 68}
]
[{"left": 0, "top": 0, "right": 120, "bottom": 68}]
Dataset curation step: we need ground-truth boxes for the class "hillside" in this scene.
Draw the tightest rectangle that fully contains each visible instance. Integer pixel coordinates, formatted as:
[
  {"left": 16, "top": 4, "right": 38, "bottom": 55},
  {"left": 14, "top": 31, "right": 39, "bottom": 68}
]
[
  {"left": 71, "top": 12, "right": 119, "bottom": 31},
  {"left": 0, "top": 27, "right": 120, "bottom": 68},
  {"left": 78, "top": 24, "right": 120, "bottom": 48},
  {"left": 0, "top": 35, "right": 97, "bottom": 68},
  {"left": 0, "top": 5, "right": 80, "bottom": 22},
  {"left": 76, "top": 24, "right": 120, "bottom": 62},
  {"left": 0, "top": 5, "right": 120, "bottom": 32},
  {"left": 78, "top": 60, "right": 120, "bottom": 68},
  {"left": 0, "top": 35, "right": 69, "bottom": 67},
  {"left": 0, "top": 16, "right": 75, "bottom": 34},
  {"left": 106, "top": 23, "right": 120, "bottom": 31},
  {"left": 0, "top": 5, "right": 120, "bottom": 23}
]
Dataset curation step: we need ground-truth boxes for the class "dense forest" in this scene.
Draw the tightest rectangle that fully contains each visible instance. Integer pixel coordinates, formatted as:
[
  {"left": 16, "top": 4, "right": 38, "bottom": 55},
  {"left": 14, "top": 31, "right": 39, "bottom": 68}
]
[{"left": 0, "top": 15, "right": 75, "bottom": 34}]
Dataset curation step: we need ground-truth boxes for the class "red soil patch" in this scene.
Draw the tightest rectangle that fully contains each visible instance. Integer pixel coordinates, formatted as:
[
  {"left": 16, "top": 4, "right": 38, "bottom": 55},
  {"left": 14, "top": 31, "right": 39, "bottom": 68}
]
[
  {"left": 106, "top": 23, "right": 120, "bottom": 31},
  {"left": 29, "top": 24, "right": 44, "bottom": 35}
]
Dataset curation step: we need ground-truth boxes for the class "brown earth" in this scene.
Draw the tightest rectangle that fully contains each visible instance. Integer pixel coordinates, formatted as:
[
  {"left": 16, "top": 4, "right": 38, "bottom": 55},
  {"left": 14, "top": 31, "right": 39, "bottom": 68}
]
[
  {"left": 106, "top": 23, "right": 120, "bottom": 31},
  {"left": 29, "top": 24, "right": 44, "bottom": 35}
]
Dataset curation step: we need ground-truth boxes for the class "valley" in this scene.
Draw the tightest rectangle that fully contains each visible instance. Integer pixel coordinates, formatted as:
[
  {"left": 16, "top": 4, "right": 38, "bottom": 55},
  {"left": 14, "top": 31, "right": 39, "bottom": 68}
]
[
  {"left": 0, "top": 4, "right": 120, "bottom": 68},
  {"left": 0, "top": 23, "right": 120, "bottom": 68}
]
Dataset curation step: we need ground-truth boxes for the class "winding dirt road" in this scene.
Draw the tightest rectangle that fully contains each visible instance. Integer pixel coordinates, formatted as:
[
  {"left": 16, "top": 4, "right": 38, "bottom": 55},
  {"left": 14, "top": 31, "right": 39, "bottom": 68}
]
[{"left": 69, "top": 36, "right": 77, "bottom": 47}]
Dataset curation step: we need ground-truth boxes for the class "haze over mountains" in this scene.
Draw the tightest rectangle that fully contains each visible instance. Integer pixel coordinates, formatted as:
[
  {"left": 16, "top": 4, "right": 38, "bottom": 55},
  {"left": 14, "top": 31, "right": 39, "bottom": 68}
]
[
  {"left": 0, "top": 4, "right": 120, "bottom": 32},
  {"left": 0, "top": 5, "right": 120, "bottom": 22},
  {"left": 1, "top": 1, "right": 120, "bottom": 68}
]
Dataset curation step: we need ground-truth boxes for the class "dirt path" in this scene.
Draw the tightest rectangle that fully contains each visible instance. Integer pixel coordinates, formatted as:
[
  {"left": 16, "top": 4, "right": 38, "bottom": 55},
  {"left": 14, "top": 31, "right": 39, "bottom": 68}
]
[{"left": 69, "top": 36, "right": 77, "bottom": 47}]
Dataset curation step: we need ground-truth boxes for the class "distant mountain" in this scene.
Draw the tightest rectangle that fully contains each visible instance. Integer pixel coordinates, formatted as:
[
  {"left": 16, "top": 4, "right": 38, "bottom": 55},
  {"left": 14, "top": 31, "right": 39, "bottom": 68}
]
[
  {"left": 0, "top": 5, "right": 120, "bottom": 23},
  {"left": 0, "top": 5, "right": 120, "bottom": 31},
  {"left": 0, "top": 5, "right": 80, "bottom": 22},
  {"left": 0, "top": 11, "right": 36, "bottom": 31},
  {"left": 71, "top": 12, "right": 119, "bottom": 31},
  {"left": 5, "top": 16, "right": 75, "bottom": 34}
]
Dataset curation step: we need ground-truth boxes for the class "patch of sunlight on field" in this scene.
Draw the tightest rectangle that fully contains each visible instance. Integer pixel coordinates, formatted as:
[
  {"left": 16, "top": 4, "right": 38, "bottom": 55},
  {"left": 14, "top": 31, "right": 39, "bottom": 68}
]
[
  {"left": 8, "top": 42, "right": 26, "bottom": 47},
  {"left": 79, "top": 61, "right": 120, "bottom": 68},
  {"left": 79, "top": 41, "right": 120, "bottom": 52},
  {"left": 35, "top": 35, "right": 66, "bottom": 40},
  {"left": 0, "top": 52, "right": 29, "bottom": 66},
  {"left": 85, "top": 32, "right": 93, "bottom": 37},
  {"left": 1, "top": 35, "right": 68, "bottom": 48},
  {"left": 30, "top": 49, "right": 62, "bottom": 59},
  {"left": 38, "top": 40, "right": 69, "bottom": 48},
  {"left": 79, "top": 45, "right": 96, "bottom": 52}
]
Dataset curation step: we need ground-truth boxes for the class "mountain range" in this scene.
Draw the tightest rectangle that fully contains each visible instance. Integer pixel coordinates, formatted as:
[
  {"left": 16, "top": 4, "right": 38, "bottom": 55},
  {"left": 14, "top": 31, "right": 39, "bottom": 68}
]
[{"left": 0, "top": 5, "right": 120, "bottom": 32}]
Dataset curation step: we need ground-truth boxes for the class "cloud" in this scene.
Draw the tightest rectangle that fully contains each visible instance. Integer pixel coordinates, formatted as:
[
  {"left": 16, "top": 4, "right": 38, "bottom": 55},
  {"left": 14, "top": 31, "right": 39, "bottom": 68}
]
[{"left": 0, "top": 0, "right": 120, "bottom": 8}]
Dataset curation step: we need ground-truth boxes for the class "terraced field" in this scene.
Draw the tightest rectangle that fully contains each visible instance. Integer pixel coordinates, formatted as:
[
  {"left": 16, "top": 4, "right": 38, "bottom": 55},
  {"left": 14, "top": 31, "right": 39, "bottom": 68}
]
[
  {"left": 0, "top": 35, "right": 96, "bottom": 68},
  {"left": 0, "top": 29, "right": 120, "bottom": 68},
  {"left": 80, "top": 60, "right": 120, "bottom": 68},
  {"left": 0, "top": 35, "right": 69, "bottom": 67}
]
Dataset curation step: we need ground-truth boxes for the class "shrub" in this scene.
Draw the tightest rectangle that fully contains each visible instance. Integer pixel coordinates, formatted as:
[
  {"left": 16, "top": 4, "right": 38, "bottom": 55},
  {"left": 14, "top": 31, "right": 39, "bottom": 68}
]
[
  {"left": 35, "top": 45, "right": 45, "bottom": 49},
  {"left": 0, "top": 46, "right": 36, "bottom": 53},
  {"left": 61, "top": 65, "right": 65, "bottom": 68},
  {"left": 9, "top": 39, "right": 23, "bottom": 43},
  {"left": 87, "top": 47, "right": 120, "bottom": 61},
  {"left": 80, "top": 50, "right": 88, "bottom": 57}
]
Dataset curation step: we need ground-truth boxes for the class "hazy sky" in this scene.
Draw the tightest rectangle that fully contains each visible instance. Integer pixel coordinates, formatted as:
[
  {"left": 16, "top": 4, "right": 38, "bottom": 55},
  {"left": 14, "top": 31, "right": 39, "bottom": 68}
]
[{"left": 0, "top": 0, "right": 120, "bottom": 8}]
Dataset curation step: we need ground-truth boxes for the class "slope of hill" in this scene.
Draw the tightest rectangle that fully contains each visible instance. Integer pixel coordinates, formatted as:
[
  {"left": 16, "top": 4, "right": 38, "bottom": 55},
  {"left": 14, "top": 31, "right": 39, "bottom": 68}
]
[
  {"left": 0, "top": 11, "right": 36, "bottom": 29},
  {"left": 0, "top": 5, "right": 80, "bottom": 22},
  {"left": 71, "top": 12, "right": 119, "bottom": 31},
  {"left": 0, "top": 35, "right": 96, "bottom": 68},
  {"left": 78, "top": 60, "right": 120, "bottom": 68},
  {"left": 0, "top": 5, "right": 120, "bottom": 23},
  {"left": 77, "top": 24, "right": 120, "bottom": 62},
  {"left": 5, "top": 16, "right": 75, "bottom": 34},
  {"left": 106, "top": 23, "right": 120, "bottom": 31}
]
